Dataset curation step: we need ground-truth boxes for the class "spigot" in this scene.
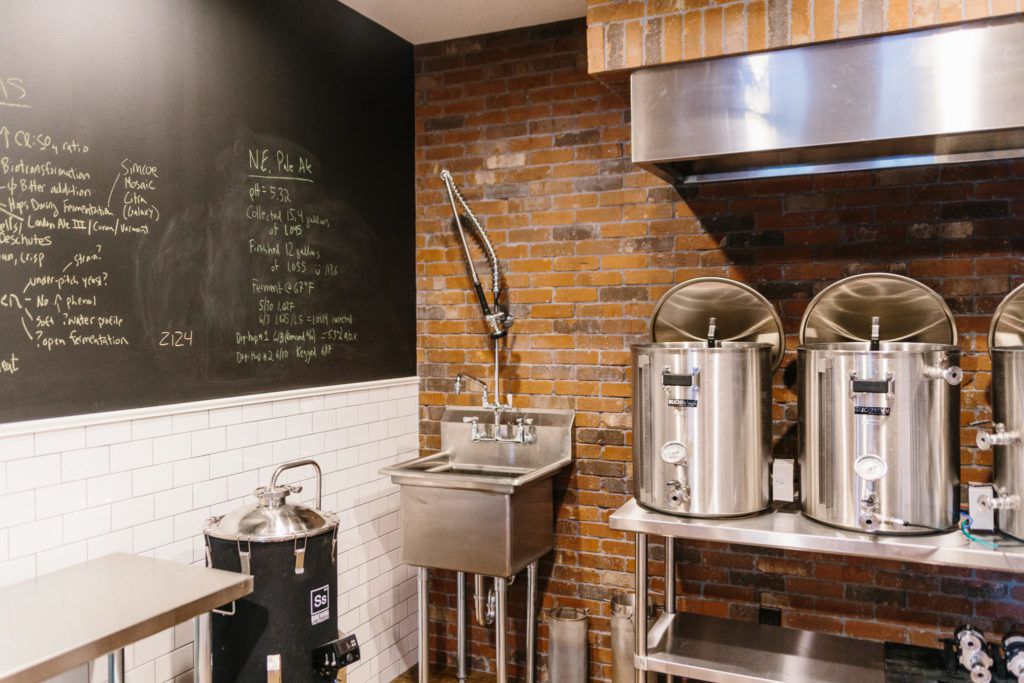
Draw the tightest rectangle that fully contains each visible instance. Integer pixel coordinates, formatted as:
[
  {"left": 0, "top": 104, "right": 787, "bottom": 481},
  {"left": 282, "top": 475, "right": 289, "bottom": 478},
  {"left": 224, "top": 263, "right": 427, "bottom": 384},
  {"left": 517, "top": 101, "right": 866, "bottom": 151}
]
[
  {"left": 976, "top": 423, "right": 1020, "bottom": 450},
  {"left": 858, "top": 493, "right": 880, "bottom": 529},
  {"left": 858, "top": 494, "right": 906, "bottom": 531},
  {"left": 1003, "top": 627, "right": 1024, "bottom": 683},
  {"left": 979, "top": 487, "right": 1021, "bottom": 512},
  {"left": 924, "top": 364, "right": 964, "bottom": 385},
  {"left": 666, "top": 480, "right": 690, "bottom": 507},
  {"left": 955, "top": 625, "right": 994, "bottom": 683}
]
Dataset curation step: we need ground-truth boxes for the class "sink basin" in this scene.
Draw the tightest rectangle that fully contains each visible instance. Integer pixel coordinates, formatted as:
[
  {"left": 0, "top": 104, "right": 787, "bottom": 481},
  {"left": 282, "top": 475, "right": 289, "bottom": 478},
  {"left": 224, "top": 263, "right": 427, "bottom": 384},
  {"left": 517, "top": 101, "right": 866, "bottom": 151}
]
[{"left": 380, "top": 407, "right": 574, "bottom": 577}]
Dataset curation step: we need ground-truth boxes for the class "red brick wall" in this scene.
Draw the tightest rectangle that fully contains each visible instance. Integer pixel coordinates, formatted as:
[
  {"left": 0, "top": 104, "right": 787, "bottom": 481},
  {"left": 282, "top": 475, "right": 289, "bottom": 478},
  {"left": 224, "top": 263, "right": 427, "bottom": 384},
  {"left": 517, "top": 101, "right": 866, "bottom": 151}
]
[
  {"left": 586, "top": 0, "right": 1023, "bottom": 74},
  {"left": 415, "top": 19, "right": 1024, "bottom": 681}
]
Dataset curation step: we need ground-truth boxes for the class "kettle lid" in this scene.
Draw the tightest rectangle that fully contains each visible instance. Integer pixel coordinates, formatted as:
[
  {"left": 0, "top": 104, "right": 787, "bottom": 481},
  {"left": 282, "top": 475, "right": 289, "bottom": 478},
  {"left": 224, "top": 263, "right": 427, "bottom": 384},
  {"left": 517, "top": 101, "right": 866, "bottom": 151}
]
[
  {"left": 205, "top": 469, "right": 336, "bottom": 542},
  {"left": 988, "top": 281, "right": 1024, "bottom": 353},
  {"left": 650, "top": 277, "right": 785, "bottom": 371},
  {"left": 799, "top": 273, "right": 957, "bottom": 347}
]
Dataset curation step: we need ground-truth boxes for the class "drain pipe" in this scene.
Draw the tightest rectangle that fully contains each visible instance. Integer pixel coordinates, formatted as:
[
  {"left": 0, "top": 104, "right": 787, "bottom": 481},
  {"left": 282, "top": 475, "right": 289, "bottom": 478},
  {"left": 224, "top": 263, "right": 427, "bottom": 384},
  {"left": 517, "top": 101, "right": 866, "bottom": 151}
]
[{"left": 474, "top": 575, "right": 496, "bottom": 625}]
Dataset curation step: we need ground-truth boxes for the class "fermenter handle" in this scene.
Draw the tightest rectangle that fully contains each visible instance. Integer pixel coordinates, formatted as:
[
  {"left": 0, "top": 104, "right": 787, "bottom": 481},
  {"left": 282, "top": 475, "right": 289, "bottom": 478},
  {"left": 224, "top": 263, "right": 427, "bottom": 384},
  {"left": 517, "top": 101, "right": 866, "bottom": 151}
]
[{"left": 270, "top": 459, "right": 323, "bottom": 509}]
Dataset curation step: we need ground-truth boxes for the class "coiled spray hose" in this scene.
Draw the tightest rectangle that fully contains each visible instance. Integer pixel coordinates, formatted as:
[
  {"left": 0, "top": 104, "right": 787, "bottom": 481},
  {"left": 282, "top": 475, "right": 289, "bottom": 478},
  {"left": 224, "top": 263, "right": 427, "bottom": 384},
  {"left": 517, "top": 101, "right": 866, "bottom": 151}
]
[{"left": 440, "top": 169, "right": 513, "bottom": 339}]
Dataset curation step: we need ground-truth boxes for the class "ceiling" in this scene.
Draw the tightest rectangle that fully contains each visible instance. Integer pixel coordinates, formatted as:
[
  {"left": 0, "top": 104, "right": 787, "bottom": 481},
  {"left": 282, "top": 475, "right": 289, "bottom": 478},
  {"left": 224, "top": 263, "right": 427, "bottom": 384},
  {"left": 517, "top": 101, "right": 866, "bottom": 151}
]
[{"left": 340, "top": 0, "right": 586, "bottom": 45}]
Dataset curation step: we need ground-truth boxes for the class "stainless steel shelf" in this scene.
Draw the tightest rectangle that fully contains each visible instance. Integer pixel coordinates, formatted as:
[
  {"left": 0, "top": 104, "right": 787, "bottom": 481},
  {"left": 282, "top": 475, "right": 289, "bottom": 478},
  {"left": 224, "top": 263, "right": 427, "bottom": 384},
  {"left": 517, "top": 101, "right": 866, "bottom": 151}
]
[
  {"left": 610, "top": 499, "right": 1024, "bottom": 573},
  {"left": 0, "top": 553, "right": 253, "bottom": 683},
  {"left": 642, "top": 611, "right": 885, "bottom": 683}
]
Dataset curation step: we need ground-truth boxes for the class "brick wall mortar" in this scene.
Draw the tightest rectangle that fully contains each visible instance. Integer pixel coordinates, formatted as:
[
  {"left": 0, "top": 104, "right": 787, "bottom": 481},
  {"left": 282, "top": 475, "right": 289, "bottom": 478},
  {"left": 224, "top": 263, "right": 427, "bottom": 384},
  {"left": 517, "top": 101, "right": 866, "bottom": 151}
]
[{"left": 416, "top": 19, "right": 1024, "bottom": 682}]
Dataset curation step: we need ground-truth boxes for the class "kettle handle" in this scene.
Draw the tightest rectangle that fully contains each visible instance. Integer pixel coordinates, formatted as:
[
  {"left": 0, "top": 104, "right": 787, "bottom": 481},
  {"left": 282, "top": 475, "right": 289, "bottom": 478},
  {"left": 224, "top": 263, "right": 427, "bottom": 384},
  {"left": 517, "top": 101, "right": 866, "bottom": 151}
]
[{"left": 270, "top": 459, "right": 323, "bottom": 509}]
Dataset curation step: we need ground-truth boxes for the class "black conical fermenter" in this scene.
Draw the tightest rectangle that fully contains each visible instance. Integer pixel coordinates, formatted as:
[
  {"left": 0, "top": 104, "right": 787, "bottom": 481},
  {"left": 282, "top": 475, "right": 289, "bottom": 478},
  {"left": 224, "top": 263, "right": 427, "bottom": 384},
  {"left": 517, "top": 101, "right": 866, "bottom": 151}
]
[{"left": 203, "top": 459, "right": 359, "bottom": 682}]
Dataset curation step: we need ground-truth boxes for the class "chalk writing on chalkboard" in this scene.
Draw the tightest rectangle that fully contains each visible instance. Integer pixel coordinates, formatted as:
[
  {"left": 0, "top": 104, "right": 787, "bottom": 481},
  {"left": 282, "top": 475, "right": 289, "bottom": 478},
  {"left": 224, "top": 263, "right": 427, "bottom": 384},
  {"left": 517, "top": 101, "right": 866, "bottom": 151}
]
[
  {"left": 0, "top": 0, "right": 414, "bottom": 422},
  {"left": 0, "top": 123, "right": 365, "bottom": 373},
  {"left": 0, "top": 123, "right": 157, "bottom": 361},
  {"left": 232, "top": 138, "right": 359, "bottom": 366}
]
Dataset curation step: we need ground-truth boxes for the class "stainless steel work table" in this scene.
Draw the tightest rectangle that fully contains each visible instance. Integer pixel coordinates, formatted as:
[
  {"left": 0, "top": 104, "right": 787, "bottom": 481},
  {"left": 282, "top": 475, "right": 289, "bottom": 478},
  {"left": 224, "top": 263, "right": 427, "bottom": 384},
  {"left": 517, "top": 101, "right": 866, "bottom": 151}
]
[
  {"left": 0, "top": 552, "right": 253, "bottom": 683},
  {"left": 610, "top": 499, "right": 1024, "bottom": 683}
]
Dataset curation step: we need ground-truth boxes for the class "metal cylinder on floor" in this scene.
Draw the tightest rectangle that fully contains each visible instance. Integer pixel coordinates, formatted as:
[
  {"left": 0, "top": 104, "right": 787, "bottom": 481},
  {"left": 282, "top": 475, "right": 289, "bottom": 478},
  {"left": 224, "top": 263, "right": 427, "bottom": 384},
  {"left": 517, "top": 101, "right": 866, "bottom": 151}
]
[
  {"left": 611, "top": 593, "right": 657, "bottom": 683},
  {"left": 548, "top": 606, "right": 588, "bottom": 683}
]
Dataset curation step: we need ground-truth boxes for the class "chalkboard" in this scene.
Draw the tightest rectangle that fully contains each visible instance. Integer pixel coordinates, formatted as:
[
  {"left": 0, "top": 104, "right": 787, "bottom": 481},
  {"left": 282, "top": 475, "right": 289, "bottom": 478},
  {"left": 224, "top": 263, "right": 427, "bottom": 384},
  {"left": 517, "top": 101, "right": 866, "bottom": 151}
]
[{"left": 0, "top": 0, "right": 416, "bottom": 422}]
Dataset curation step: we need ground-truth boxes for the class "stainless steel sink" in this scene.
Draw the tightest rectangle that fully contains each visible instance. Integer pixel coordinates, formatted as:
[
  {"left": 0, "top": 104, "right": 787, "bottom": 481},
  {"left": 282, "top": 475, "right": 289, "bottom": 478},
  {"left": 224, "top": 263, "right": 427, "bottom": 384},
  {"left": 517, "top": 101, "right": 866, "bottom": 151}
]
[{"left": 380, "top": 407, "right": 574, "bottom": 576}]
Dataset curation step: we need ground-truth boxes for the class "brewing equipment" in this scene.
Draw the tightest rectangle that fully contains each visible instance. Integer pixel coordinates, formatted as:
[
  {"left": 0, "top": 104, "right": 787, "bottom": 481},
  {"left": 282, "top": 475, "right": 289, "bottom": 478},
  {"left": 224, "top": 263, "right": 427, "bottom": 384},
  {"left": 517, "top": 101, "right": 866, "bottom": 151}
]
[
  {"left": 634, "top": 278, "right": 783, "bottom": 517},
  {"left": 203, "top": 460, "right": 358, "bottom": 682},
  {"left": 798, "top": 273, "right": 962, "bottom": 534},
  {"left": 954, "top": 625, "right": 995, "bottom": 683},
  {"left": 975, "top": 283, "right": 1024, "bottom": 540}
]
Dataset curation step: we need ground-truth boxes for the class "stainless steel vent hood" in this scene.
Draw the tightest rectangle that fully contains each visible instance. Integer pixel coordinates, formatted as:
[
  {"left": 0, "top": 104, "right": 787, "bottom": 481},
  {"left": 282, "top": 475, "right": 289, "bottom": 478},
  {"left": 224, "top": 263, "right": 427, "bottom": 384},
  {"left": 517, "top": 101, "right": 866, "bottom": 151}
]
[{"left": 631, "top": 15, "right": 1024, "bottom": 185}]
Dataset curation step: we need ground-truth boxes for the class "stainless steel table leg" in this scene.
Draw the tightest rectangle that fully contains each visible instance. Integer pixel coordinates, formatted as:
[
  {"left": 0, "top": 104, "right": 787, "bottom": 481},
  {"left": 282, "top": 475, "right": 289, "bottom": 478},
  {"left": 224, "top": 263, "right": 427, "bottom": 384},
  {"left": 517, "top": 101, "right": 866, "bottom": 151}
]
[
  {"left": 664, "top": 536, "right": 676, "bottom": 683},
  {"left": 635, "top": 532, "right": 647, "bottom": 683},
  {"left": 526, "top": 562, "right": 538, "bottom": 683},
  {"left": 664, "top": 537, "right": 675, "bottom": 614},
  {"left": 495, "top": 576, "right": 508, "bottom": 683},
  {"left": 456, "top": 571, "right": 467, "bottom": 682},
  {"left": 418, "top": 567, "right": 429, "bottom": 683},
  {"left": 107, "top": 648, "right": 125, "bottom": 683},
  {"left": 194, "top": 612, "right": 212, "bottom": 683}
]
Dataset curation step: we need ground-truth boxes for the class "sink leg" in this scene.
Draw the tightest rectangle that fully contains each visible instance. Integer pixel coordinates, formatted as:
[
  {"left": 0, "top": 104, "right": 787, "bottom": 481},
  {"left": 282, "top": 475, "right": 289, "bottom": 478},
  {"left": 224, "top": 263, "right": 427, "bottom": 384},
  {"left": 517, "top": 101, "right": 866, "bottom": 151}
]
[
  {"left": 456, "top": 571, "right": 467, "bottom": 682},
  {"left": 526, "top": 562, "right": 538, "bottom": 683},
  {"left": 635, "top": 532, "right": 647, "bottom": 683},
  {"left": 495, "top": 575, "right": 508, "bottom": 683},
  {"left": 418, "top": 567, "right": 429, "bottom": 683}
]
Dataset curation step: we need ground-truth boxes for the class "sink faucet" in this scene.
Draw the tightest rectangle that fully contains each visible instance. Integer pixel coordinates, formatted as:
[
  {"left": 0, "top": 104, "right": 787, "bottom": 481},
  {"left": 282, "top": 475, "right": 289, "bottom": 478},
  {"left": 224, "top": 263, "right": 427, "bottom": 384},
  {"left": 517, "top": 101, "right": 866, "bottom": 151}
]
[
  {"left": 454, "top": 372, "right": 492, "bottom": 407},
  {"left": 455, "top": 371, "right": 534, "bottom": 443},
  {"left": 455, "top": 372, "right": 511, "bottom": 414}
]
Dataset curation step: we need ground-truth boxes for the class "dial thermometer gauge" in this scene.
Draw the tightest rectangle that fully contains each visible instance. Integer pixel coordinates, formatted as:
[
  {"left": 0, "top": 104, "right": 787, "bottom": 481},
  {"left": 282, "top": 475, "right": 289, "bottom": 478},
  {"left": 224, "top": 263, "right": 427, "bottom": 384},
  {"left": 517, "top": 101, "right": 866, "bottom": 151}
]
[
  {"left": 854, "top": 455, "right": 887, "bottom": 481},
  {"left": 660, "top": 441, "right": 687, "bottom": 465}
]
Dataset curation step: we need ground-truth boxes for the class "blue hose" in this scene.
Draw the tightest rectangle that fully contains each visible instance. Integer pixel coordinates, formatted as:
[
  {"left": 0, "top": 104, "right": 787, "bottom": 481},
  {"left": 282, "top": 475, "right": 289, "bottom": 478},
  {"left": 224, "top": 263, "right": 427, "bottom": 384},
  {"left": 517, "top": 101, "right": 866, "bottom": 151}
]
[{"left": 960, "top": 513, "right": 1000, "bottom": 550}]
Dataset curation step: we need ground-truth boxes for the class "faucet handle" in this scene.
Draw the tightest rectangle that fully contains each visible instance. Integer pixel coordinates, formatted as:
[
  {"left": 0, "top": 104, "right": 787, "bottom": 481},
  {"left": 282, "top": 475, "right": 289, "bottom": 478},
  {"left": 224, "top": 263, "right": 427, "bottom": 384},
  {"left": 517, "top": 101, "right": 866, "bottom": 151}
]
[{"left": 462, "top": 416, "right": 479, "bottom": 424}]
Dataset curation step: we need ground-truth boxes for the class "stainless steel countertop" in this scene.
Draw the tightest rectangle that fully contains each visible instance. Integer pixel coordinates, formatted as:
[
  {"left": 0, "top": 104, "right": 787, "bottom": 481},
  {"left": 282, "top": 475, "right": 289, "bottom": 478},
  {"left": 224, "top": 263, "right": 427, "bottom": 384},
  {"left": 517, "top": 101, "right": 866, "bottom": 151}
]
[
  {"left": 0, "top": 552, "right": 253, "bottom": 683},
  {"left": 610, "top": 499, "right": 1024, "bottom": 573}
]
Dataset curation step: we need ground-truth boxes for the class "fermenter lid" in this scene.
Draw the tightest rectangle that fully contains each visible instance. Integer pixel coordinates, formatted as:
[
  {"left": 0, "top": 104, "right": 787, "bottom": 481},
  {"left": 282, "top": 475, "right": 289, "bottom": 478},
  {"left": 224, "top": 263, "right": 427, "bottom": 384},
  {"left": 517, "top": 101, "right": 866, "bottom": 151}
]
[
  {"left": 799, "top": 273, "right": 957, "bottom": 346},
  {"left": 204, "top": 484, "right": 337, "bottom": 542},
  {"left": 650, "top": 277, "right": 785, "bottom": 370},
  {"left": 988, "top": 281, "right": 1024, "bottom": 353}
]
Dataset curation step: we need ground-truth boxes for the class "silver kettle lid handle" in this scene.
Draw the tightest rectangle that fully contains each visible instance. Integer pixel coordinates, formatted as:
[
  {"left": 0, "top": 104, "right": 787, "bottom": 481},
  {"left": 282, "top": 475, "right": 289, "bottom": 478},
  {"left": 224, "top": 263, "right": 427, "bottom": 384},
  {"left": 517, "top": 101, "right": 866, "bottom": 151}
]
[{"left": 270, "top": 459, "right": 323, "bottom": 510}]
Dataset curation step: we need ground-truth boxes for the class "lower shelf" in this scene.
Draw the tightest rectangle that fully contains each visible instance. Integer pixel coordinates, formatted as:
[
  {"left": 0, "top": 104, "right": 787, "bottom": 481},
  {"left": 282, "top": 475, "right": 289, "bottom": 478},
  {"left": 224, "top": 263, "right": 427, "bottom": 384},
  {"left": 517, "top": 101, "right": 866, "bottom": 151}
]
[{"left": 640, "top": 612, "right": 886, "bottom": 683}]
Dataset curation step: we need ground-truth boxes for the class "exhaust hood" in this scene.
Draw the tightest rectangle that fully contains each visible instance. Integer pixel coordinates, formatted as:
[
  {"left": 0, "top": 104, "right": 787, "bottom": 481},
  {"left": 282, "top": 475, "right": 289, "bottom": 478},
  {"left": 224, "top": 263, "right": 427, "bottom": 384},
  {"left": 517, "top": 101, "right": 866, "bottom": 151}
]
[{"left": 631, "top": 15, "right": 1024, "bottom": 185}]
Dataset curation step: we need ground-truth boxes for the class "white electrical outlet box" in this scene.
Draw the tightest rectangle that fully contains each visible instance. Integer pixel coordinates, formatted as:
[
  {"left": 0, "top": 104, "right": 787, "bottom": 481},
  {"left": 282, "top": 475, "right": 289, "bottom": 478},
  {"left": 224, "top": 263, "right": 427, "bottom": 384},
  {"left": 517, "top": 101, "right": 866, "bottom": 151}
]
[
  {"left": 772, "top": 459, "right": 795, "bottom": 502},
  {"left": 968, "top": 483, "right": 996, "bottom": 531}
]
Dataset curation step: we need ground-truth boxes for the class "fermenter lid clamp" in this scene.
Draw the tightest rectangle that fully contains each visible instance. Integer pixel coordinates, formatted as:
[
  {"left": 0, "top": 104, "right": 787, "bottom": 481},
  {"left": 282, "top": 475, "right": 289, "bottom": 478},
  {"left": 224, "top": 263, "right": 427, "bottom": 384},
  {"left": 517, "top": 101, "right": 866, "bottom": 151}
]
[
  {"left": 650, "top": 277, "right": 785, "bottom": 371},
  {"left": 799, "top": 272, "right": 958, "bottom": 347}
]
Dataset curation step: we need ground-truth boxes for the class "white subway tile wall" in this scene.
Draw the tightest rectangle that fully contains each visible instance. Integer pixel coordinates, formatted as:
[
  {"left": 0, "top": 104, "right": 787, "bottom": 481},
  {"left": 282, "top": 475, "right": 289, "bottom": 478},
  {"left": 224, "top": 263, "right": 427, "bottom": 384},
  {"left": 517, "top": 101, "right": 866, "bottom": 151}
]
[{"left": 0, "top": 378, "right": 419, "bottom": 683}]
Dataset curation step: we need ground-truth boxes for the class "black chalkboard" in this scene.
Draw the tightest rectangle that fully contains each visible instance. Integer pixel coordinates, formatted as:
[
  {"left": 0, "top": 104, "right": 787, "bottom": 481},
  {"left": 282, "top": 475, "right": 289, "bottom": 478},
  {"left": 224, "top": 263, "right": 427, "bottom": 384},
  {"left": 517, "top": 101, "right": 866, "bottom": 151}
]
[{"left": 0, "top": 0, "right": 416, "bottom": 422}]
